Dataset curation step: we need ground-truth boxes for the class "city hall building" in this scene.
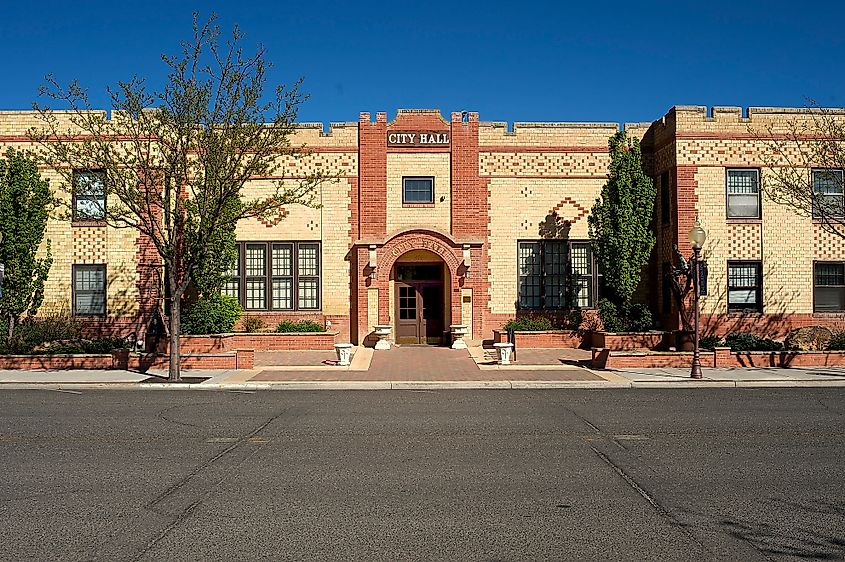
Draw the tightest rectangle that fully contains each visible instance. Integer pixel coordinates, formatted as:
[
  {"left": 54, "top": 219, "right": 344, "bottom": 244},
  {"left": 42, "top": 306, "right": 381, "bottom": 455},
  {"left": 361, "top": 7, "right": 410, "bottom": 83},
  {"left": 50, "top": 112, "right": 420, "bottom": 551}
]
[{"left": 1, "top": 106, "right": 844, "bottom": 345}]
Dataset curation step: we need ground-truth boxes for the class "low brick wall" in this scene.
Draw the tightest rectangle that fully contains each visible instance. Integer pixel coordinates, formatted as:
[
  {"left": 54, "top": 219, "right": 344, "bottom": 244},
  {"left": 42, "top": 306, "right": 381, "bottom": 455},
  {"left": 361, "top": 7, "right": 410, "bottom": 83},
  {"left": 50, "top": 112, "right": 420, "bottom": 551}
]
[
  {"left": 176, "top": 332, "right": 338, "bottom": 353},
  {"left": 0, "top": 354, "right": 115, "bottom": 370},
  {"left": 492, "top": 330, "right": 585, "bottom": 348},
  {"left": 127, "top": 350, "right": 254, "bottom": 371},
  {"left": 591, "top": 331, "right": 669, "bottom": 351},
  {"left": 592, "top": 347, "right": 845, "bottom": 369}
]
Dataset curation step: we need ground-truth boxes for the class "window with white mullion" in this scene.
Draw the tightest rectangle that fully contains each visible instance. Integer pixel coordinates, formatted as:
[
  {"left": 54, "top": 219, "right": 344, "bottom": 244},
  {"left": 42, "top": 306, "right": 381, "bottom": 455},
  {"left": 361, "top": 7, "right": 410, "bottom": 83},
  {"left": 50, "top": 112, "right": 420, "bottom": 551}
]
[
  {"left": 812, "top": 169, "right": 844, "bottom": 218},
  {"left": 221, "top": 246, "right": 240, "bottom": 299},
  {"left": 245, "top": 244, "right": 267, "bottom": 310},
  {"left": 571, "top": 243, "right": 594, "bottom": 308},
  {"left": 271, "top": 244, "right": 294, "bottom": 310},
  {"left": 727, "top": 261, "right": 762, "bottom": 312},
  {"left": 297, "top": 243, "right": 320, "bottom": 310},
  {"left": 814, "top": 262, "right": 845, "bottom": 312},
  {"left": 726, "top": 169, "right": 760, "bottom": 218}
]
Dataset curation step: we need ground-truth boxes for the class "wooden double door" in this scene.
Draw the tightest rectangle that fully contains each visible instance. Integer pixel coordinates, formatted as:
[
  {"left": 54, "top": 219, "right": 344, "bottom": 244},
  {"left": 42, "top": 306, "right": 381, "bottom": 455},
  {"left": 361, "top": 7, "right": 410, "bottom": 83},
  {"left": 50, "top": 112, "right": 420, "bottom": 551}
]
[{"left": 395, "top": 264, "right": 444, "bottom": 345}]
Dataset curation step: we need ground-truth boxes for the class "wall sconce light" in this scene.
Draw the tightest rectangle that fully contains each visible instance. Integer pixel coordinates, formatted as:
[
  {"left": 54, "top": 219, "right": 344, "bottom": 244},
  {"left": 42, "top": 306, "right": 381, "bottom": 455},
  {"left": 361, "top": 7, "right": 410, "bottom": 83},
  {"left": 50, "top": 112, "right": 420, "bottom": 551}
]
[
  {"left": 462, "top": 244, "right": 471, "bottom": 278},
  {"left": 368, "top": 245, "right": 378, "bottom": 278}
]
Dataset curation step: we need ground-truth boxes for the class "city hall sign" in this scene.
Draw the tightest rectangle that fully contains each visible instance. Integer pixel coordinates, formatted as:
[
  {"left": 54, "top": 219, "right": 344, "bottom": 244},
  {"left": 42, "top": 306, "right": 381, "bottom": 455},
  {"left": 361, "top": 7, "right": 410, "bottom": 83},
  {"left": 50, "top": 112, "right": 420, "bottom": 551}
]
[{"left": 387, "top": 131, "right": 450, "bottom": 147}]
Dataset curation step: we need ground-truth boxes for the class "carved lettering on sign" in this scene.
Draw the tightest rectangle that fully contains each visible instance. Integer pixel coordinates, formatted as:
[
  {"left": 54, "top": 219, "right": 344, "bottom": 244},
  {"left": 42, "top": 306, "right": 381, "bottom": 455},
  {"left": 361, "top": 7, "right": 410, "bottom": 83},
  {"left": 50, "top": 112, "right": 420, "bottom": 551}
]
[{"left": 387, "top": 131, "right": 450, "bottom": 147}]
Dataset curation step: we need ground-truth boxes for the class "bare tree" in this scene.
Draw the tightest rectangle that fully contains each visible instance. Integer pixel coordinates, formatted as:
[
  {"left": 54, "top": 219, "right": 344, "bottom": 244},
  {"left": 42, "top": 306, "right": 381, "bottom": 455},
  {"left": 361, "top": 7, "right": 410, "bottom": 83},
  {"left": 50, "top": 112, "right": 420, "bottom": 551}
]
[
  {"left": 755, "top": 103, "right": 845, "bottom": 238},
  {"left": 30, "top": 13, "right": 328, "bottom": 381}
]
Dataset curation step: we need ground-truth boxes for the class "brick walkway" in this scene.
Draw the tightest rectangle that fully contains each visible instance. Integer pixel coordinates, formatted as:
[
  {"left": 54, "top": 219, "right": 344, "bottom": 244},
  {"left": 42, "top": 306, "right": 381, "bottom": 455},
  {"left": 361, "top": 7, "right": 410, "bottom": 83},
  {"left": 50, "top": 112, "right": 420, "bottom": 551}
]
[
  {"left": 249, "top": 346, "right": 601, "bottom": 382},
  {"left": 254, "top": 350, "right": 342, "bottom": 367}
]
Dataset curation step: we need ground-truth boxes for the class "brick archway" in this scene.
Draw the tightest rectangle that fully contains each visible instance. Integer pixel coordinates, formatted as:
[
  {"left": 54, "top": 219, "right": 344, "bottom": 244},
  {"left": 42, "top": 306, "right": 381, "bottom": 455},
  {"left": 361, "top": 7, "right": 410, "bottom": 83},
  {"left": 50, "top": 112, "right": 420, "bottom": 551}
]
[{"left": 376, "top": 230, "right": 462, "bottom": 283}]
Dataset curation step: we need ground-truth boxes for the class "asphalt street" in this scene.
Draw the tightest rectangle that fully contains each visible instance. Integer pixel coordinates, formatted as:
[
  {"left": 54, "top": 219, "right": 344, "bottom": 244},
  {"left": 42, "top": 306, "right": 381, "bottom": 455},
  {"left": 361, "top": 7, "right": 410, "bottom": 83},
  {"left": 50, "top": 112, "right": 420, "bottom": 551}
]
[{"left": 1, "top": 389, "right": 844, "bottom": 561}]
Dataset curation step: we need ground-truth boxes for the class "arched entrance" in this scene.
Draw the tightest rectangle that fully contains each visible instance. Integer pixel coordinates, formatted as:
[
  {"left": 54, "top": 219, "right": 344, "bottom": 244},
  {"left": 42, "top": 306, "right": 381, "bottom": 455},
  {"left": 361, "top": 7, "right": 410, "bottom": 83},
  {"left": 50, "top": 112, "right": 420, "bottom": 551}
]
[{"left": 392, "top": 250, "right": 450, "bottom": 344}]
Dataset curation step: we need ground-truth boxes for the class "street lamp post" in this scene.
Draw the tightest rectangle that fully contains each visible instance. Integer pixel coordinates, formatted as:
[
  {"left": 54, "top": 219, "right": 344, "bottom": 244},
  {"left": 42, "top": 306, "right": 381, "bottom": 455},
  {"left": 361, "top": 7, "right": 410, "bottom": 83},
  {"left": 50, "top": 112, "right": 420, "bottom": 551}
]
[{"left": 688, "top": 218, "right": 707, "bottom": 379}]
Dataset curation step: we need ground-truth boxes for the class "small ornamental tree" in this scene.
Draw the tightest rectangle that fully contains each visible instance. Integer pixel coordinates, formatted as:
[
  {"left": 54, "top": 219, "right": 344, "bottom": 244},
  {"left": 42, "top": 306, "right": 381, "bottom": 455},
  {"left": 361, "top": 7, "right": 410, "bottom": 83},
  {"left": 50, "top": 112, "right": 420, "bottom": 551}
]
[
  {"left": 30, "top": 14, "right": 328, "bottom": 381},
  {"left": 0, "top": 148, "right": 54, "bottom": 340},
  {"left": 754, "top": 102, "right": 845, "bottom": 239},
  {"left": 588, "top": 131, "right": 656, "bottom": 308}
]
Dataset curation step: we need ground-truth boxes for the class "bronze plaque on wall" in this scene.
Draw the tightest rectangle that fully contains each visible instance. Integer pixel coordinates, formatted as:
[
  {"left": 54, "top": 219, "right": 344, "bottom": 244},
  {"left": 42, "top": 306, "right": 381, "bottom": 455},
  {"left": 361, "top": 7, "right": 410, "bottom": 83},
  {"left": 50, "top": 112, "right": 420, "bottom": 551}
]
[{"left": 387, "top": 131, "right": 450, "bottom": 147}]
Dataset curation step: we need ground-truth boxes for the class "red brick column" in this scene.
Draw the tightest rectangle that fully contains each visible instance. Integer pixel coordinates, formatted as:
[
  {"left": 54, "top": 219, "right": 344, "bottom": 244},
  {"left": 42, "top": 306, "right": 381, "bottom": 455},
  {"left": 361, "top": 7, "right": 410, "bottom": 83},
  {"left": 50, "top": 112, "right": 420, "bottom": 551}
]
[{"left": 358, "top": 112, "right": 387, "bottom": 239}]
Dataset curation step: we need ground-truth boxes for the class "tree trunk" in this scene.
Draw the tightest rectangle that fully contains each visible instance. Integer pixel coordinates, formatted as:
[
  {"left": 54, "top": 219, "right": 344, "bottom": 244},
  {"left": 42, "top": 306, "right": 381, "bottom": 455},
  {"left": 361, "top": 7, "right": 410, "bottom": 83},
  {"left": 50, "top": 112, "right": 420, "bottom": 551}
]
[
  {"left": 7, "top": 315, "right": 14, "bottom": 342},
  {"left": 168, "top": 275, "right": 181, "bottom": 382}
]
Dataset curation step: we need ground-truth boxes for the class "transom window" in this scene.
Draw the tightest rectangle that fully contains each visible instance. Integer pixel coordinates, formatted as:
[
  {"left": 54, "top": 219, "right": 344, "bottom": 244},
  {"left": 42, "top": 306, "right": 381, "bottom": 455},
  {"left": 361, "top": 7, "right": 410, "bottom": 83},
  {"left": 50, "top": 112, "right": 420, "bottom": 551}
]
[
  {"left": 402, "top": 177, "right": 434, "bottom": 204},
  {"left": 812, "top": 169, "right": 844, "bottom": 218},
  {"left": 727, "top": 261, "right": 762, "bottom": 312},
  {"left": 73, "top": 264, "right": 106, "bottom": 316},
  {"left": 223, "top": 242, "right": 320, "bottom": 311},
  {"left": 726, "top": 169, "right": 760, "bottom": 219},
  {"left": 814, "top": 262, "right": 845, "bottom": 312},
  {"left": 73, "top": 170, "right": 106, "bottom": 221},
  {"left": 518, "top": 240, "right": 596, "bottom": 309}
]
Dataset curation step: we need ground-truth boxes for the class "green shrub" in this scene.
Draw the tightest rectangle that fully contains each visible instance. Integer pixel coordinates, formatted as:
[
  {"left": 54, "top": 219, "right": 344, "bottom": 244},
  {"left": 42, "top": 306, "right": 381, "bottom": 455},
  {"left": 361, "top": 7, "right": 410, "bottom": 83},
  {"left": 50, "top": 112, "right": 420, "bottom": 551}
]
[
  {"left": 241, "top": 316, "right": 266, "bottom": 333},
  {"left": 828, "top": 331, "right": 845, "bottom": 351},
  {"left": 597, "top": 299, "right": 625, "bottom": 333},
  {"left": 626, "top": 303, "right": 654, "bottom": 332},
  {"left": 699, "top": 335, "right": 723, "bottom": 350},
  {"left": 1, "top": 315, "right": 82, "bottom": 354},
  {"left": 40, "top": 338, "right": 128, "bottom": 355},
  {"left": 503, "top": 316, "right": 553, "bottom": 332},
  {"left": 724, "top": 332, "right": 783, "bottom": 352},
  {"left": 564, "top": 309, "right": 584, "bottom": 331},
  {"left": 181, "top": 294, "right": 243, "bottom": 335},
  {"left": 275, "top": 320, "right": 326, "bottom": 333}
]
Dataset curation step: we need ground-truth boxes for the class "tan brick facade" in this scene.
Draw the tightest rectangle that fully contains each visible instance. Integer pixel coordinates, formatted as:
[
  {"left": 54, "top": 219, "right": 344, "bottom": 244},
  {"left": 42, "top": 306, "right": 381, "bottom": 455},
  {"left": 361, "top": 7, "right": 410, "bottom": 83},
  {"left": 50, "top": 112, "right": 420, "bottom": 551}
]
[{"left": 3, "top": 105, "right": 844, "bottom": 345}]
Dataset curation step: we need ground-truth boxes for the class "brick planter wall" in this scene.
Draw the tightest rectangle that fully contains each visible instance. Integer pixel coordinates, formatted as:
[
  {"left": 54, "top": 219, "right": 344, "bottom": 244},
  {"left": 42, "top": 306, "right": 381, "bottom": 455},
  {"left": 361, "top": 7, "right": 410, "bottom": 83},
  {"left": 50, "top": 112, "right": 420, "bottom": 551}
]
[
  {"left": 591, "top": 347, "right": 845, "bottom": 369},
  {"left": 492, "top": 330, "right": 585, "bottom": 348},
  {"left": 128, "top": 350, "right": 255, "bottom": 371},
  {"left": 591, "top": 331, "right": 670, "bottom": 351},
  {"left": 0, "top": 354, "right": 115, "bottom": 370},
  {"left": 175, "top": 332, "right": 339, "bottom": 353}
]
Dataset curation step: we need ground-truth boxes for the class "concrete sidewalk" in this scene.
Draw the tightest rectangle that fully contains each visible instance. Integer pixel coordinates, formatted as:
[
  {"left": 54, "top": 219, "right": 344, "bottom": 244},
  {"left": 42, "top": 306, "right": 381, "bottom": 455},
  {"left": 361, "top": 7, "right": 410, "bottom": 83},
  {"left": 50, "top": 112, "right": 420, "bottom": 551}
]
[{"left": 0, "top": 364, "right": 843, "bottom": 389}]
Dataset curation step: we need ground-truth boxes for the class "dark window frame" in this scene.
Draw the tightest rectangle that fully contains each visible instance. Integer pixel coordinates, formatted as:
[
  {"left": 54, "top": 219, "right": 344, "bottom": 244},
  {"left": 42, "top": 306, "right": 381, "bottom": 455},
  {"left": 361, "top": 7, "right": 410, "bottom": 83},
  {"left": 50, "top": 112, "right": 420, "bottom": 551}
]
[
  {"left": 402, "top": 176, "right": 435, "bottom": 204},
  {"left": 727, "top": 261, "right": 763, "bottom": 313},
  {"left": 726, "top": 168, "right": 762, "bottom": 219},
  {"left": 660, "top": 171, "right": 671, "bottom": 224},
  {"left": 72, "top": 169, "right": 107, "bottom": 222},
  {"left": 229, "top": 241, "right": 321, "bottom": 311},
  {"left": 811, "top": 169, "right": 845, "bottom": 219},
  {"left": 72, "top": 264, "right": 107, "bottom": 317},
  {"left": 813, "top": 261, "right": 845, "bottom": 312},
  {"left": 516, "top": 239, "right": 598, "bottom": 310}
]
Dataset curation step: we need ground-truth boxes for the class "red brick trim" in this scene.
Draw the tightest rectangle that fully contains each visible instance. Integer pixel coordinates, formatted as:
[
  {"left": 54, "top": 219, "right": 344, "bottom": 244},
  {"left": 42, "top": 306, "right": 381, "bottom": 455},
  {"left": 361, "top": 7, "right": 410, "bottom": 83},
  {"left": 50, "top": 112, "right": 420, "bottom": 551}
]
[
  {"left": 548, "top": 197, "right": 589, "bottom": 226},
  {"left": 479, "top": 146, "right": 609, "bottom": 153},
  {"left": 481, "top": 175, "right": 608, "bottom": 180},
  {"left": 257, "top": 208, "right": 289, "bottom": 227}
]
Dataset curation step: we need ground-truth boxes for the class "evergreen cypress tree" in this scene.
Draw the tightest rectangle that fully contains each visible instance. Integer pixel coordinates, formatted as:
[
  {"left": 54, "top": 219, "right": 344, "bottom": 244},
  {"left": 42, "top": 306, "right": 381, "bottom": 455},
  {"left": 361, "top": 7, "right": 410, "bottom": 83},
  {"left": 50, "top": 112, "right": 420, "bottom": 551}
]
[{"left": 588, "top": 131, "right": 656, "bottom": 308}]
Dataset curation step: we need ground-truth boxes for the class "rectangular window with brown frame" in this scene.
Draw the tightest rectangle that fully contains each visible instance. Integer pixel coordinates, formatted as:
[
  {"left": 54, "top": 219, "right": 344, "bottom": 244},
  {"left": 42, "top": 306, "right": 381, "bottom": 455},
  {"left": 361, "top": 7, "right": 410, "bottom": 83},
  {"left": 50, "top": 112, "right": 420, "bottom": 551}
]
[
  {"left": 726, "top": 169, "right": 761, "bottom": 219},
  {"left": 727, "top": 261, "right": 762, "bottom": 312},
  {"left": 73, "top": 264, "right": 107, "bottom": 316},
  {"left": 73, "top": 170, "right": 106, "bottom": 221},
  {"left": 812, "top": 169, "right": 844, "bottom": 218},
  {"left": 660, "top": 171, "right": 670, "bottom": 224},
  {"left": 814, "top": 262, "right": 845, "bottom": 312}
]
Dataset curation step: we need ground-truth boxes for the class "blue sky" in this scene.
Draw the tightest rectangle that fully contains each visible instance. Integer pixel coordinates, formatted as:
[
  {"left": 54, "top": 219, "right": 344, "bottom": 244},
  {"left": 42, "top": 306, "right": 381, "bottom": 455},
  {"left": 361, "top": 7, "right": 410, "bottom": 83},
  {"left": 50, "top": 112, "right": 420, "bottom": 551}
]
[{"left": 2, "top": 0, "right": 844, "bottom": 125}]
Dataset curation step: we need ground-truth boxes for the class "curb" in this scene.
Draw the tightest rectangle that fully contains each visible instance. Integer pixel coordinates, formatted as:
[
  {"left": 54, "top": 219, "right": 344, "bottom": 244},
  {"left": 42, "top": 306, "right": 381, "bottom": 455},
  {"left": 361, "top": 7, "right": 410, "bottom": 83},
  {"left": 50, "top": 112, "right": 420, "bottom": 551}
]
[{"left": 2, "top": 379, "right": 845, "bottom": 390}]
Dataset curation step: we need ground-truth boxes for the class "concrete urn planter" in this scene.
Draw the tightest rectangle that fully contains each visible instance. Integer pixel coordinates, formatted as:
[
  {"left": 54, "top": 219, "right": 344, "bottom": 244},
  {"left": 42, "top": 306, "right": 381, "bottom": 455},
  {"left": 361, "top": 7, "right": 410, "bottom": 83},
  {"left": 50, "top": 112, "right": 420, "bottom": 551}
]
[
  {"left": 334, "top": 343, "right": 353, "bottom": 366},
  {"left": 374, "top": 325, "right": 392, "bottom": 350},
  {"left": 493, "top": 342, "right": 514, "bottom": 365},
  {"left": 450, "top": 324, "right": 469, "bottom": 349}
]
